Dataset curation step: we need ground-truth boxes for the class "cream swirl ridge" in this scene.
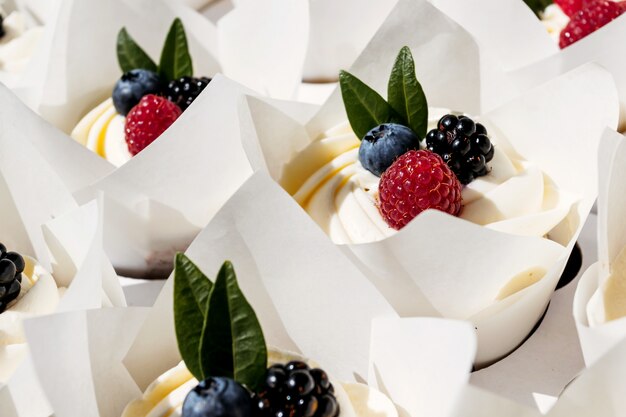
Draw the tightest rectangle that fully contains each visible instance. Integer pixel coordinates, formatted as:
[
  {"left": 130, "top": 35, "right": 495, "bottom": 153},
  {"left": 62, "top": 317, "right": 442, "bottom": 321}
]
[
  {"left": 280, "top": 111, "right": 578, "bottom": 245},
  {"left": 71, "top": 98, "right": 131, "bottom": 167}
]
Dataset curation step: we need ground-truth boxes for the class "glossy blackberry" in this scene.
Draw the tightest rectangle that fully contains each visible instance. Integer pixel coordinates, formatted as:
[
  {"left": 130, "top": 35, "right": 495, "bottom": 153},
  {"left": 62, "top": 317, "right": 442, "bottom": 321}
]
[
  {"left": 255, "top": 362, "right": 339, "bottom": 417},
  {"left": 165, "top": 76, "right": 212, "bottom": 111},
  {"left": 425, "top": 115, "right": 493, "bottom": 184},
  {"left": 0, "top": 244, "right": 24, "bottom": 313},
  {"left": 0, "top": 15, "right": 5, "bottom": 39}
]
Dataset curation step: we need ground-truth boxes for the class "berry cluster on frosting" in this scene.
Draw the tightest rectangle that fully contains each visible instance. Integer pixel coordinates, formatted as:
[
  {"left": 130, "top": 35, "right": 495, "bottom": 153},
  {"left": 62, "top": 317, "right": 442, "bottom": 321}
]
[
  {"left": 112, "top": 19, "right": 212, "bottom": 155},
  {"left": 0, "top": 243, "right": 25, "bottom": 313},
  {"left": 339, "top": 46, "right": 495, "bottom": 230},
  {"left": 173, "top": 255, "right": 341, "bottom": 417}
]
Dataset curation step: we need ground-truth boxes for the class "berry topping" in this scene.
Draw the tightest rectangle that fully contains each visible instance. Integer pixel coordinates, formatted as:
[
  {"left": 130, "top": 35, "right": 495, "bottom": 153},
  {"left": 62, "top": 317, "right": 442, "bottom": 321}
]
[
  {"left": 555, "top": 0, "right": 584, "bottom": 17},
  {"left": 124, "top": 94, "right": 182, "bottom": 155},
  {"left": 112, "top": 69, "right": 164, "bottom": 116},
  {"left": 256, "top": 362, "right": 339, "bottom": 417},
  {"left": 378, "top": 150, "right": 462, "bottom": 230},
  {"left": 165, "top": 76, "right": 212, "bottom": 111},
  {"left": 358, "top": 123, "right": 420, "bottom": 177},
  {"left": 425, "top": 114, "right": 493, "bottom": 185},
  {"left": 559, "top": 0, "right": 624, "bottom": 48},
  {"left": 0, "top": 244, "right": 24, "bottom": 313},
  {"left": 182, "top": 377, "right": 254, "bottom": 417}
]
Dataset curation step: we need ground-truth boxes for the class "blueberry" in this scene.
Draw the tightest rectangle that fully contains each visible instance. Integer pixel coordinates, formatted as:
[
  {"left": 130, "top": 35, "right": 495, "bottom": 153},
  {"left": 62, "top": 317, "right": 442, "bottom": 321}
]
[
  {"left": 0, "top": 259, "right": 16, "bottom": 285},
  {"left": 112, "top": 69, "right": 164, "bottom": 116},
  {"left": 450, "top": 136, "right": 471, "bottom": 155},
  {"left": 438, "top": 114, "right": 458, "bottom": 132},
  {"left": 472, "top": 134, "right": 492, "bottom": 155},
  {"left": 474, "top": 123, "right": 487, "bottom": 136},
  {"left": 182, "top": 377, "right": 254, "bottom": 417},
  {"left": 359, "top": 123, "right": 420, "bottom": 177},
  {"left": 265, "top": 367, "right": 286, "bottom": 390},
  {"left": 455, "top": 117, "right": 476, "bottom": 136},
  {"left": 286, "top": 370, "right": 315, "bottom": 396},
  {"left": 315, "top": 394, "right": 339, "bottom": 417},
  {"left": 5, "top": 252, "right": 24, "bottom": 275}
]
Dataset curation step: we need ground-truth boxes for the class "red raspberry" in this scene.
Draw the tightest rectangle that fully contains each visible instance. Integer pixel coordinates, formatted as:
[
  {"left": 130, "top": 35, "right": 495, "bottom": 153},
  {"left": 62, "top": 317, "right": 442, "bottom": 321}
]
[
  {"left": 555, "top": 0, "right": 585, "bottom": 17},
  {"left": 125, "top": 94, "right": 182, "bottom": 155},
  {"left": 378, "top": 150, "right": 462, "bottom": 230},
  {"left": 559, "top": 0, "right": 624, "bottom": 48}
]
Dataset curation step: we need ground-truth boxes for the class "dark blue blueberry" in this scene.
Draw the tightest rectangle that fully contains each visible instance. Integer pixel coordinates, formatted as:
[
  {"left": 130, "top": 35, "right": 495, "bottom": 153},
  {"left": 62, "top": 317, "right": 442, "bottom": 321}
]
[
  {"left": 359, "top": 123, "right": 420, "bottom": 177},
  {"left": 182, "top": 377, "right": 254, "bottom": 417},
  {"left": 5, "top": 252, "right": 24, "bottom": 275},
  {"left": 112, "top": 69, "right": 164, "bottom": 116},
  {"left": 455, "top": 117, "right": 476, "bottom": 136},
  {"left": 0, "top": 259, "right": 16, "bottom": 285}
]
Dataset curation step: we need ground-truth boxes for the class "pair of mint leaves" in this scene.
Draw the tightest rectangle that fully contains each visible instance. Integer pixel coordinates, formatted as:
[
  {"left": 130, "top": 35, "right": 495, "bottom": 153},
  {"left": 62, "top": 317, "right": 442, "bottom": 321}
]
[
  {"left": 339, "top": 46, "right": 429, "bottom": 140},
  {"left": 174, "top": 254, "right": 267, "bottom": 391},
  {"left": 523, "top": 0, "right": 553, "bottom": 17},
  {"left": 117, "top": 18, "right": 193, "bottom": 81}
]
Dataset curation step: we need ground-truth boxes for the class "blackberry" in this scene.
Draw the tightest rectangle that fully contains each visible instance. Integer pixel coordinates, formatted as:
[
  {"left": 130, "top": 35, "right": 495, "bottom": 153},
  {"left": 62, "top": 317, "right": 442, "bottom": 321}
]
[
  {"left": 0, "top": 244, "right": 24, "bottom": 313},
  {"left": 425, "top": 115, "right": 493, "bottom": 184},
  {"left": 255, "top": 362, "right": 339, "bottom": 417},
  {"left": 165, "top": 76, "right": 212, "bottom": 111},
  {"left": 0, "top": 15, "right": 5, "bottom": 39}
]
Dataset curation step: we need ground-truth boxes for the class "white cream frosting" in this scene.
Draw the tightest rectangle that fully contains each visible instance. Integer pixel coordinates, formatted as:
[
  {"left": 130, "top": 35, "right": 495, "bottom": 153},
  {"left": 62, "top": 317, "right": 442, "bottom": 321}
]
[
  {"left": 281, "top": 111, "right": 577, "bottom": 245},
  {"left": 0, "top": 11, "right": 43, "bottom": 77},
  {"left": 540, "top": 4, "right": 569, "bottom": 43},
  {"left": 121, "top": 350, "right": 398, "bottom": 417},
  {"left": 71, "top": 98, "right": 131, "bottom": 167},
  {"left": 0, "top": 256, "right": 64, "bottom": 383}
]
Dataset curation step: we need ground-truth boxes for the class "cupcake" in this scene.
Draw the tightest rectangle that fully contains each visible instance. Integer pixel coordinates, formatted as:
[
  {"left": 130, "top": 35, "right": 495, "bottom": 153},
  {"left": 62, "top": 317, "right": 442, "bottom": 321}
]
[
  {"left": 529, "top": 0, "right": 626, "bottom": 48},
  {"left": 121, "top": 256, "right": 397, "bottom": 417},
  {"left": 0, "top": 243, "right": 64, "bottom": 382},
  {"left": 70, "top": 18, "right": 211, "bottom": 167},
  {"left": 279, "top": 47, "right": 576, "bottom": 245},
  {"left": 0, "top": 7, "right": 43, "bottom": 86}
]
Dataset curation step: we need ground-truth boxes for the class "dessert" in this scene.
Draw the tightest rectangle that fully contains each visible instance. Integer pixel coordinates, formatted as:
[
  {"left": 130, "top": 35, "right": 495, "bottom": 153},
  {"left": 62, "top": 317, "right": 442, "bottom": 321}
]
[
  {"left": 0, "top": 9, "right": 43, "bottom": 84},
  {"left": 122, "top": 255, "right": 397, "bottom": 417},
  {"left": 528, "top": 0, "right": 626, "bottom": 48},
  {"left": 0, "top": 243, "right": 64, "bottom": 382},
  {"left": 281, "top": 47, "right": 576, "bottom": 244},
  {"left": 71, "top": 19, "right": 211, "bottom": 166}
]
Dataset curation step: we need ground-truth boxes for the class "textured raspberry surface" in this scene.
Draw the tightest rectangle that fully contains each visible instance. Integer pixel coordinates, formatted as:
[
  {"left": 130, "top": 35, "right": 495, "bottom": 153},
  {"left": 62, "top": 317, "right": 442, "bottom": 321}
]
[
  {"left": 378, "top": 150, "right": 462, "bottom": 230},
  {"left": 555, "top": 0, "right": 584, "bottom": 17},
  {"left": 125, "top": 94, "right": 182, "bottom": 155},
  {"left": 559, "top": 0, "right": 624, "bottom": 48}
]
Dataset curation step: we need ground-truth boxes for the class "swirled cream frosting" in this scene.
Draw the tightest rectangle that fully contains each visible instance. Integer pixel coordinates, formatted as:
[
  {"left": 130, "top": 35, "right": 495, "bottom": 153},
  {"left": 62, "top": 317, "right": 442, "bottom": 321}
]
[
  {"left": 0, "top": 256, "right": 65, "bottom": 382},
  {"left": 0, "top": 11, "right": 43, "bottom": 81},
  {"left": 122, "top": 350, "right": 397, "bottom": 417},
  {"left": 280, "top": 110, "right": 577, "bottom": 245},
  {"left": 71, "top": 98, "right": 131, "bottom": 167},
  {"left": 540, "top": 4, "right": 569, "bottom": 43}
]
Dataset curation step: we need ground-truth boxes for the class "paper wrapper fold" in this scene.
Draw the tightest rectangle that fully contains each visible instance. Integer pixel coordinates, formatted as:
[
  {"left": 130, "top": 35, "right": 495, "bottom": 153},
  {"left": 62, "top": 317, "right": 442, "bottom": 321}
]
[{"left": 573, "top": 129, "right": 626, "bottom": 366}]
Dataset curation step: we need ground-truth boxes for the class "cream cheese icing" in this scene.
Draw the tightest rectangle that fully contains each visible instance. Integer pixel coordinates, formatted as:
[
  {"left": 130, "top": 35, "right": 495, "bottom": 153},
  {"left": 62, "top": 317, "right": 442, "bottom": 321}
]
[
  {"left": 281, "top": 110, "right": 577, "bottom": 245},
  {"left": 540, "top": 4, "right": 569, "bottom": 43},
  {"left": 0, "top": 11, "right": 43, "bottom": 81},
  {"left": 71, "top": 98, "right": 131, "bottom": 167},
  {"left": 121, "top": 350, "right": 398, "bottom": 417},
  {"left": 0, "top": 256, "right": 64, "bottom": 383}
]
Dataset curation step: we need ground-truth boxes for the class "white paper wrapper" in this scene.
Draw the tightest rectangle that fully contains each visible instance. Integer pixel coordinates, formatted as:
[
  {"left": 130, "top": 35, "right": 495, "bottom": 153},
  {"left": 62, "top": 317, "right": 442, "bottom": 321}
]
[
  {"left": 236, "top": 0, "right": 619, "bottom": 364},
  {"left": 23, "top": 223, "right": 477, "bottom": 417},
  {"left": 573, "top": 129, "right": 626, "bottom": 366}
]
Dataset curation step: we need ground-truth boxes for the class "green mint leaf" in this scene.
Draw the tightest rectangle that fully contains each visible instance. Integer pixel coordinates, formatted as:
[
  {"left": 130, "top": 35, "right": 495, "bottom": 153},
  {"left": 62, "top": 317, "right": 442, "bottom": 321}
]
[
  {"left": 116, "top": 27, "right": 158, "bottom": 73},
  {"left": 173, "top": 253, "right": 213, "bottom": 381},
  {"left": 158, "top": 18, "right": 193, "bottom": 81},
  {"left": 387, "top": 46, "right": 428, "bottom": 138},
  {"left": 523, "top": 0, "right": 552, "bottom": 17},
  {"left": 339, "top": 70, "right": 400, "bottom": 139},
  {"left": 199, "top": 261, "right": 267, "bottom": 390}
]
